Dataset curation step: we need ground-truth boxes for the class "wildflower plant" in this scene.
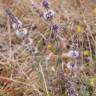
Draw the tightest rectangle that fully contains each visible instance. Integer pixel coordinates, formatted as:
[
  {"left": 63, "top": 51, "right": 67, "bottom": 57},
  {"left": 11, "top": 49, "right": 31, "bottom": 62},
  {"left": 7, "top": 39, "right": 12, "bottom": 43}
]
[
  {"left": 0, "top": 0, "right": 96, "bottom": 96},
  {"left": 5, "top": 8, "right": 28, "bottom": 38}
]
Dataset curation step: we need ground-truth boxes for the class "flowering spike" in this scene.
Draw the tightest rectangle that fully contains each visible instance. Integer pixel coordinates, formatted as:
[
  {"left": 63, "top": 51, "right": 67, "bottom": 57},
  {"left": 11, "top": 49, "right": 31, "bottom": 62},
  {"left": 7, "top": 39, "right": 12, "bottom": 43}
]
[{"left": 5, "top": 8, "right": 22, "bottom": 29}]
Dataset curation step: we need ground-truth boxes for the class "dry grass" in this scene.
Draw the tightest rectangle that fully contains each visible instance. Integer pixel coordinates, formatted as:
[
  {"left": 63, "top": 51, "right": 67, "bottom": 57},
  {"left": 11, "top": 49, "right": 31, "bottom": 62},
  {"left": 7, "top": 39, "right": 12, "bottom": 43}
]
[{"left": 0, "top": 0, "right": 96, "bottom": 96}]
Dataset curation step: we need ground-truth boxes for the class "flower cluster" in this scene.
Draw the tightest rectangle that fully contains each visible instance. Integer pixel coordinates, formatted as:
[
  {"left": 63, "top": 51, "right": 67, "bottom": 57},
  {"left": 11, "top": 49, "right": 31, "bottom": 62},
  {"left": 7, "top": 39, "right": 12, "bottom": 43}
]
[
  {"left": 71, "top": 33, "right": 78, "bottom": 50},
  {"left": 43, "top": 9, "right": 55, "bottom": 21},
  {"left": 22, "top": 38, "right": 33, "bottom": 46},
  {"left": 5, "top": 8, "right": 38, "bottom": 55},
  {"left": 42, "top": 0, "right": 55, "bottom": 21},
  {"left": 5, "top": 8, "right": 28, "bottom": 38},
  {"left": 68, "top": 33, "right": 80, "bottom": 58},
  {"left": 66, "top": 81, "right": 78, "bottom": 96},
  {"left": 5, "top": 9, "right": 22, "bottom": 29},
  {"left": 67, "top": 32, "right": 80, "bottom": 76},
  {"left": 42, "top": 0, "right": 49, "bottom": 9},
  {"left": 51, "top": 24, "right": 58, "bottom": 32},
  {"left": 63, "top": 76, "right": 78, "bottom": 96},
  {"left": 67, "top": 61, "right": 77, "bottom": 72},
  {"left": 68, "top": 50, "right": 80, "bottom": 59}
]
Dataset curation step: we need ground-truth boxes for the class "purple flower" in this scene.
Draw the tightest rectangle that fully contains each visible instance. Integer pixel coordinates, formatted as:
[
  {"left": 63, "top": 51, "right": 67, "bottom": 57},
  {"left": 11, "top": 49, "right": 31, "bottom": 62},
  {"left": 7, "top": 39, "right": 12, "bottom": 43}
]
[
  {"left": 22, "top": 38, "right": 33, "bottom": 46},
  {"left": 84, "top": 56, "right": 93, "bottom": 64},
  {"left": 51, "top": 24, "right": 58, "bottom": 32},
  {"left": 43, "top": 9, "right": 55, "bottom": 20},
  {"left": 67, "top": 62, "right": 77, "bottom": 71},
  {"left": 42, "top": 0, "right": 49, "bottom": 9},
  {"left": 68, "top": 50, "right": 80, "bottom": 58},
  {"left": 71, "top": 43, "right": 77, "bottom": 48},
  {"left": 5, "top": 8, "right": 22, "bottom": 29}
]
